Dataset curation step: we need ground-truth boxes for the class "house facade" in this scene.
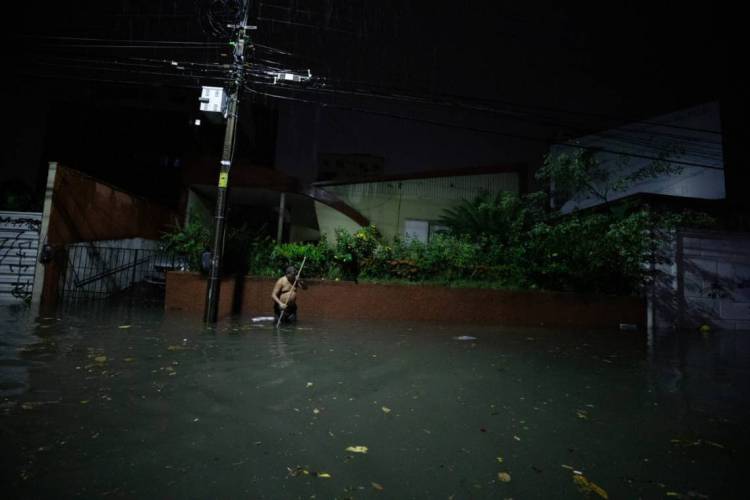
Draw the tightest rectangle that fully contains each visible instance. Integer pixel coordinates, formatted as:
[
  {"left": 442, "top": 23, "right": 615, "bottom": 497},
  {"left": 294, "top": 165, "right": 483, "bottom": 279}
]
[{"left": 312, "top": 166, "right": 522, "bottom": 242}]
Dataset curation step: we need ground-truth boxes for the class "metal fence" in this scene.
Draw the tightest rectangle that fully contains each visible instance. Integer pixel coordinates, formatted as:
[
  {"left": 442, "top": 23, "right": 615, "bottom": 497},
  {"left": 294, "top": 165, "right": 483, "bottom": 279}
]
[{"left": 59, "top": 244, "right": 186, "bottom": 302}]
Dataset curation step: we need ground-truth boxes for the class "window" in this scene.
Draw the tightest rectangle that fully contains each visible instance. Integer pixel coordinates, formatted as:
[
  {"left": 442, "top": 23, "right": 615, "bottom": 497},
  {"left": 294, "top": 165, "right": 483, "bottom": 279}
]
[
  {"left": 404, "top": 220, "right": 449, "bottom": 243},
  {"left": 404, "top": 219, "right": 429, "bottom": 243}
]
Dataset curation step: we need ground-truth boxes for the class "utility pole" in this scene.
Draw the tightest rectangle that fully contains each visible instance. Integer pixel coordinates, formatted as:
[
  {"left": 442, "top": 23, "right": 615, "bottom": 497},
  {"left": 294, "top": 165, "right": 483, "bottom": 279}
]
[{"left": 203, "top": 7, "right": 251, "bottom": 323}]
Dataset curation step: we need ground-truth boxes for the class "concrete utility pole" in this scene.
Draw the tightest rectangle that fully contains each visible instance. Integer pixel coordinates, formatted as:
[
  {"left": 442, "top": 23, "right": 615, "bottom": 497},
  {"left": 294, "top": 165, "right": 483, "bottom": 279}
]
[{"left": 203, "top": 7, "right": 252, "bottom": 323}]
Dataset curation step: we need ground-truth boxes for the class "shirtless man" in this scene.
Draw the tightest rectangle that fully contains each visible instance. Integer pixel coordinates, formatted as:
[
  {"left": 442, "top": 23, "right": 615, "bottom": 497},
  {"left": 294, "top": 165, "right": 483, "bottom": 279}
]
[{"left": 271, "top": 266, "right": 303, "bottom": 323}]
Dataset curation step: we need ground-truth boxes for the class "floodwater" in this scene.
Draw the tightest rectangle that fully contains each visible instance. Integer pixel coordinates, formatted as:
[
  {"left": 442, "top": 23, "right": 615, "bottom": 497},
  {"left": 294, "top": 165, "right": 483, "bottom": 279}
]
[{"left": 1, "top": 302, "right": 748, "bottom": 499}]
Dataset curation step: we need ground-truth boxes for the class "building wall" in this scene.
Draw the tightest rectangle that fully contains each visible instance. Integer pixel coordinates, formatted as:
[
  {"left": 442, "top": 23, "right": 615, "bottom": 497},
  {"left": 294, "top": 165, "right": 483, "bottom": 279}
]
[
  {"left": 165, "top": 272, "right": 645, "bottom": 328},
  {"left": 553, "top": 102, "right": 725, "bottom": 213},
  {"left": 185, "top": 188, "right": 213, "bottom": 225},
  {"left": 0, "top": 211, "right": 41, "bottom": 303},
  {"left": 651, "top": 230, "right": 750, "bottom": 330},
  {"left": 315, "top": 172, "right": 519, "bottom": 241}
]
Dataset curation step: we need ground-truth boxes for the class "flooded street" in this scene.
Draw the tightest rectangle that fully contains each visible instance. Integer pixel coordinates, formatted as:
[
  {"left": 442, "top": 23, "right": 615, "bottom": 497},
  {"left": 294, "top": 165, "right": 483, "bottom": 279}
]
[{"left": 1, "top": 303, "right": 748, "bottom": 499}]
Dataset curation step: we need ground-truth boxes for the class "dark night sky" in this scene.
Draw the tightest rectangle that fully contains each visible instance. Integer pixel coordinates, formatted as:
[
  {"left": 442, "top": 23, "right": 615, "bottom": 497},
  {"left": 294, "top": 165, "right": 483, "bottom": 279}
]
[{"left": 2, "top": 1, "right": 744, "bottom": 207}]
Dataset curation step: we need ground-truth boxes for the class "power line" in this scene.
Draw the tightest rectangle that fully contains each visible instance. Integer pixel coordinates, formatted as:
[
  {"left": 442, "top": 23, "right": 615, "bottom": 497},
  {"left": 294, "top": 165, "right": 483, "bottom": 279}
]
[
  {"left": 14, "top": 34, "right": 226, "bottom": 46},
  {"left": 11, "top": 3, "right": 725, "bottom": 169},
  {"left": 246, "top": 78, "right": 723, "bottom": 161},
  {"left": 20, "top": 58, "right": 230, "bottom": 84},
  {"left": 243, "top": 85, "right": 724, "bottom": 171},
  {"left": 292, "top": 72, "right": 723, "bottom": 136},
  {"left": 15, "top": 70, "right": 208, "bottom": 90},
  {"left": 18, "top": 45, "right": 724, "bottom": 165}
]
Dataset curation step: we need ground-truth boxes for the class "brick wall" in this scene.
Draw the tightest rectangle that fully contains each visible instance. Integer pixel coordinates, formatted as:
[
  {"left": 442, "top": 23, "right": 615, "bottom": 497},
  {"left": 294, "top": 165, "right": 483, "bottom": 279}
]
[
  {"left": 166, "top": 272, "right": 646, "bottom": 328},
  {"left": 165, "top": 272, "right": 236, "bottom": 318}
]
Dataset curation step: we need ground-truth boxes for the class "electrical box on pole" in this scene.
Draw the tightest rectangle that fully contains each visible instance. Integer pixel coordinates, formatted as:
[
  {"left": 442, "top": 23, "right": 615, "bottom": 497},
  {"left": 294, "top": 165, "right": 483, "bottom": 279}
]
[{"left": 199, "top": 86, "right": 228, "bottom": 114}]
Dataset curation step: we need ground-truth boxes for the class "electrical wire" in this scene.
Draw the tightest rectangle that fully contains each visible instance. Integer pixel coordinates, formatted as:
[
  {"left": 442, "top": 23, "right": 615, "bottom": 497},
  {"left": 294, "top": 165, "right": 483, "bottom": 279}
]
[
  {"left": 16, "top": 45, "right": 724, "bottom": 166},
  {"left": 247, "top": 78, "right": 723, "bottom": 162},
  {"left": 243, "top": 84, "right": 723, "bottom": 171},
  {"left": 14, "top": 34, "right": 226, "bottom": 46},
  {"left": 10, "top": 1, "right": 725, "bottom": 171}
]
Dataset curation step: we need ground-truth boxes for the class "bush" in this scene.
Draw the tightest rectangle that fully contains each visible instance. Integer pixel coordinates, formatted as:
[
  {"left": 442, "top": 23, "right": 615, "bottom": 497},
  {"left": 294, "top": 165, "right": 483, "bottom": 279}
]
[
  {"left": 205, "top": 193, "right": 715, "bottom": 297},
  {"left": 247, "top": 236, "right": 277, "bottom": 276},
  {"left": 268, "top": 238, "right": 335, "bottom": 279},
  {"left": 160, "top": 210, "right": 212, "bottom": 271}
]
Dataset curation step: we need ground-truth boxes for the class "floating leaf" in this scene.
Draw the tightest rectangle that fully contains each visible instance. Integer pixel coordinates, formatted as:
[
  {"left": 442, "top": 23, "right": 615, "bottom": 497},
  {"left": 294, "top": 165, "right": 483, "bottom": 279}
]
[
  {"left": 118, "top": 325, "right": 131, "bottom": 329},
  {"left": 513, "top": 435, "right": 521, "bottom": 441},
  {"left": 94, "top": 356, "right": 107, "bottom": 363},
  {"left": 80, "top": 400, "right": 89, "bottom": 405},
  {"left": 381, "top": 406, "right": 391, "bottom": 414},
  {"left": 496, "top": 457, "right": 504, "bottom": 463},
  {"left": 573, "top": 474, "right": 608, "bottom": 499},
  {"left": 123, "top": 357, "right": 135, "bottom": 363},
  {"left": 703, "top": 440, "right": 725, "bottom": 449},
  {"left": 287, "top": 466, "right": 305, "bottom": 477},
  {"left": 345, "top": 445, "right": 368, "bottom": 454},
  {"left": 306, "top": 382, "right": 314, "bottom": 388},
  {"left": 313, "top": 408, "right": 320, "bottom": 415},
  {"left": 288, "top": 466, "right": 331, "bottom": 479},
  {"left": 498, "top": 472, "right": 512, "bottom": 483},
  {"left": 671, "top": 438, "right": 726, "bottom": 449},
  {"left": 371, "top": 482, "right": 384, "bottom": 491}
]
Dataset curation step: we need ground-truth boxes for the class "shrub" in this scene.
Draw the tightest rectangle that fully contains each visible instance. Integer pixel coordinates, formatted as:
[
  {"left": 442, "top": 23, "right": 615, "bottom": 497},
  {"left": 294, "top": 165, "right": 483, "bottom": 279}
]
[
  {"left": 160, "top": 210, "right": 212, "bottom": 271},
  {"left": 269, "top": 238, "right": 334, "bottom": 278}
]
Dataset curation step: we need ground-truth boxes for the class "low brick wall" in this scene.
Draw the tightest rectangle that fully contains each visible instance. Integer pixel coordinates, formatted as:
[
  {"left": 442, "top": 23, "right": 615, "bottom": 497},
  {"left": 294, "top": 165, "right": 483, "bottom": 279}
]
[
  {"left": 164, "top": 272, "right": 237, "bottom": 318},
  {"left": 166, "top": 272, "right": 646, "bottom": 328}
]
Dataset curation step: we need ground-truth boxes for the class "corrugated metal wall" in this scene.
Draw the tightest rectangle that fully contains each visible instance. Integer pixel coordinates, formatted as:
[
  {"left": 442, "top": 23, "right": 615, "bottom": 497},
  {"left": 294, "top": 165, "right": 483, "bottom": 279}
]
[
  {"left": 0, "top": 211, "right": 42, "bottom": 303},
  {"left": 317, "top": 172, "right": 519, "bottom": 241},
  {"left": 328, "top": 173, "right": 519, "bottom": 203}
]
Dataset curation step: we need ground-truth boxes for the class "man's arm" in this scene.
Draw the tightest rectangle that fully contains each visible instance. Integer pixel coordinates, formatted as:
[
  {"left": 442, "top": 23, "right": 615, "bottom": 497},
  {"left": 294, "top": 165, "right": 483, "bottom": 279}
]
[{"left": 271, "top": 278, "right": 287, "bottom": 308}]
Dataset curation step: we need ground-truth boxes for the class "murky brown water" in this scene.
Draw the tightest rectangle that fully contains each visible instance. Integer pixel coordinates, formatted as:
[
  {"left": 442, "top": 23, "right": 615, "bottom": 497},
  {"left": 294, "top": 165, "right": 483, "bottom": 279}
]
[{"left": 2, "top": 302, "right": 748, "bottom": 498}]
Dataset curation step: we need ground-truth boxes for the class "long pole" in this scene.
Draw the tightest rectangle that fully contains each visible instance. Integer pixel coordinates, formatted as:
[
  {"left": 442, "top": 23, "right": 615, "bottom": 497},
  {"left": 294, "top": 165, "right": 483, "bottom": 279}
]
[
  {"left": 276, "top": 256, "right": 306, "bottom": 327},
  {"left": 204, "top": 7, "right": 250, "bottom": 323}
]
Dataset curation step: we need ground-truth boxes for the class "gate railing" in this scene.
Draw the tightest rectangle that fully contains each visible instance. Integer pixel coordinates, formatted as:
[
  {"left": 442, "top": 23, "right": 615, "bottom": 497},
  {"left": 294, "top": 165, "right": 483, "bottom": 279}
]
[{"left": 60, "top": 244, "right": 186, "bottom": 301}]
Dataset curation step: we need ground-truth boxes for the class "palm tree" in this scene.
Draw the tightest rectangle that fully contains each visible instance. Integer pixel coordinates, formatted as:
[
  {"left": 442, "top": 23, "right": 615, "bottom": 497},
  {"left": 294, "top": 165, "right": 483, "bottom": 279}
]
[{"left": 438, "top": 190, "right": 546, "bottom": 244}]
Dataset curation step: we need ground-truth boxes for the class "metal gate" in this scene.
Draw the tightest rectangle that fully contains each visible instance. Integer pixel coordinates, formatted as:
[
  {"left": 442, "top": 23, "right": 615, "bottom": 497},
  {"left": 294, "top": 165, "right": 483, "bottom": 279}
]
[{"left": 59, "top": 243, "right": 186, "bottom": 302}]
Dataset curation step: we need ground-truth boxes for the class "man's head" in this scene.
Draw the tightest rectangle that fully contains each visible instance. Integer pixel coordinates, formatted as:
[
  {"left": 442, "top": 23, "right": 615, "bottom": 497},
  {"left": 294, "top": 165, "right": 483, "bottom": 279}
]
[{"left": 285, "top": 266, "right": 296, "bottom": 281}]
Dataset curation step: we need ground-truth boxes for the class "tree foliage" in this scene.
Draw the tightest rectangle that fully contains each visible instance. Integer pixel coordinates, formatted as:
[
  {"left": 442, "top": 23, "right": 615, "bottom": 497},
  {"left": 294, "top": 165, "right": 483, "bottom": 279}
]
[{"left": 536, "top": 145, "right": 684, "bottom": 207}]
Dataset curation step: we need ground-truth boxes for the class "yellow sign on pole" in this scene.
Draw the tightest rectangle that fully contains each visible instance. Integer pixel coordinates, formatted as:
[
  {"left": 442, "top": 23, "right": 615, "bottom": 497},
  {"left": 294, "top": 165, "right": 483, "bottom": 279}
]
[{"left": 218, "top": 172, "right": 229, "bottom": 188}]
